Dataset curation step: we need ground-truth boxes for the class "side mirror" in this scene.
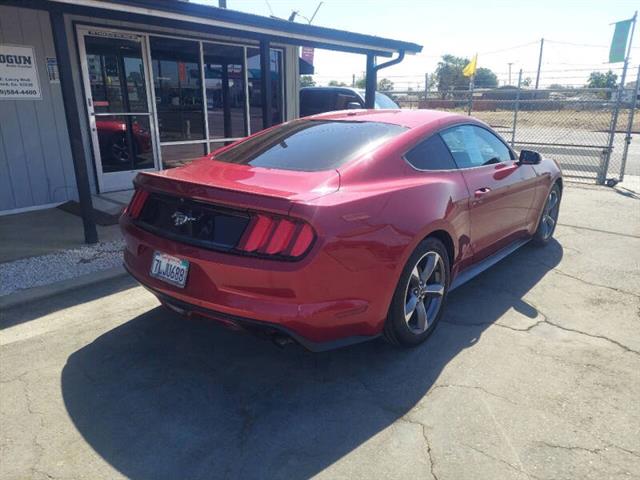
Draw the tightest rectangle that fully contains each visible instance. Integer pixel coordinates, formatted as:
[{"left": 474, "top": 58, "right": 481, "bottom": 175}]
[
  {"left": 519, "top": 149, "right": 542, "bottom": 165},
  {"left": 346, "top": 101, "right": 362, "bottom": 110}
]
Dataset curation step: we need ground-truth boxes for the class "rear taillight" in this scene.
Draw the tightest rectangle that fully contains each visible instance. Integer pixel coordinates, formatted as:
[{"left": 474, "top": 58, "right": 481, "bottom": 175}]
[
  {"left": 125, "top": 188, "right": 149, "bottom": 219},
  {"left": 237, "top": 213, "right": 315, "bottom": 259}
]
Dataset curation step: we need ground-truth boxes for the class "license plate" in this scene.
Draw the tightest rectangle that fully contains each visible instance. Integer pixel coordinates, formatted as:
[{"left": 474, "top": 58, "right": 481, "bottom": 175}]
[{"left": 150, "top": 252, "right": 189, "bottom": 288}]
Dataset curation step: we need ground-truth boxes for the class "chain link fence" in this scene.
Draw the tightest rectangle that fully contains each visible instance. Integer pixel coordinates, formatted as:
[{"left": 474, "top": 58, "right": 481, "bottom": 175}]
[{"left": 389, "top": 77, "right": 639, "bottom": 184}]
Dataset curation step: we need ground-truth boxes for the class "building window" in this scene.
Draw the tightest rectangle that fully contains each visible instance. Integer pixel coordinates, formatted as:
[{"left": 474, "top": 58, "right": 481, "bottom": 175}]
[
  {"left": 85, "top": 36, "right": 148, "bottom": 114},
  {"left": 209, "top": 141, "right": 236, "bottom": 154},
  {"left": 147, "top": 36, "right": 285, "bottom": 169},
  {"left": 247, "top": 47, "right": 284, "bottom": 134},
  {"left": 150, "top": 37, "right": 205, "bottom": 143},
  {"left": 161, "top": 143, "right": 207, "bottom": 169},
  {"left": 203, "top": 43, "right": 247, "bottom": 139}
]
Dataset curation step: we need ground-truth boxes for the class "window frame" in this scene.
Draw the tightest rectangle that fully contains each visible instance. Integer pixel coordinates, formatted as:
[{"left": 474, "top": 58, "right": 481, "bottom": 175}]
[
  {"left": 439, "top": 123, "right": 516, "bottom": 170},
  {"left": 401, "top": 133, "right": 458, "bottom": 172},
  {"left": 403, "top": 123, "right": 517, "bottom": 173},
  {"left": 92, "top": 26, "right": 288, "bottom": 170}
]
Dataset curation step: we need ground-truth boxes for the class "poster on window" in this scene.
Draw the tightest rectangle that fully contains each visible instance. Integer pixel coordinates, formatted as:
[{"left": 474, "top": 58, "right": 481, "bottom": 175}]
[
  {"left": 46, "top": 57, "right": 59, "bottom": 83},
  {"left": 0, "top": 44, "right": 41, "bottom": 100}
]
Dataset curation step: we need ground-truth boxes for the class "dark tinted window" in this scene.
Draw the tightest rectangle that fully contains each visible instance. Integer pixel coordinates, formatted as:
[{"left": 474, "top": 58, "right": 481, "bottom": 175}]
[
  {"left": 203, "top": 43, "right": 247, "bottom": 139},
  {"left": 214, "top": 119, "right": 407, "bottom": 171},
  {"left": 300, "top": 89, "right": 336, "bottom": 116},
  {"left": 441, "top": 125, "right": 513, "bottom": 168},
  {"left": 405, "top": 134, "right": 457, "bottom": 170},
  {"left": 150, "top": 37, "right": 205, "bottom": 142},
  {"left": 247, "top": 48, "right": 284, "bottom": 133}
]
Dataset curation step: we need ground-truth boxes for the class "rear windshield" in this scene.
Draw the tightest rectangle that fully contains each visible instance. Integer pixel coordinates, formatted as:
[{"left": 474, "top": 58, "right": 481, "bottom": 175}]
[{"left": 212, "top": 119, "right": 407, "bottom": 172}]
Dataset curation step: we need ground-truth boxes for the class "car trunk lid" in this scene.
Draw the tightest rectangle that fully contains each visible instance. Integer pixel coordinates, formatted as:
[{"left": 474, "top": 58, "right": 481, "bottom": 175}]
[{"left": 135, "top": 157, "right": 340, "bottom": 215}]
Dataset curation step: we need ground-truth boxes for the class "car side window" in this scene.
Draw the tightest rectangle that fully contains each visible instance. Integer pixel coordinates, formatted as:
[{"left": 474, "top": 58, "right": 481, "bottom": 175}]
[
  {"left": 405, "top": 134, "right": 457, "bottom": 170},
  {"left": 472, "top": 127, "right": 514, "bottom": 164},
  {"left": 441, "top": 125, "right": 512, "bottom": 168}
]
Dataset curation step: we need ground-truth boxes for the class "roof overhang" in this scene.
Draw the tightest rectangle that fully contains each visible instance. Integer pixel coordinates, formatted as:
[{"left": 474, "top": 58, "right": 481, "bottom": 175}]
[{"left": 47, "top": 0, "right": 423, "bottom": 57}]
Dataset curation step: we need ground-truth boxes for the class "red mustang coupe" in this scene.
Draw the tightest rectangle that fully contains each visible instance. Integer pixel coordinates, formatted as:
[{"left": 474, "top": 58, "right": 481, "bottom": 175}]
[{"left": 121, "top": 110, "right": 561, "bottom": 351}]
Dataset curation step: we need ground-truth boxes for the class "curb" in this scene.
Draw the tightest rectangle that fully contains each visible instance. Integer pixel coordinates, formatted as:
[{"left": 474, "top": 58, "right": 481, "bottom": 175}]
[{"left": 0, "top": 266, "right": 129, "bottom": 311}]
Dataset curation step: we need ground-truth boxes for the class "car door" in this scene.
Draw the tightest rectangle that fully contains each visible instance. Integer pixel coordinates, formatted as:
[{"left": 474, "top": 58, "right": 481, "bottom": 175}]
[{"left": 440, "top": 124, "right": 537, "bottom": 260}]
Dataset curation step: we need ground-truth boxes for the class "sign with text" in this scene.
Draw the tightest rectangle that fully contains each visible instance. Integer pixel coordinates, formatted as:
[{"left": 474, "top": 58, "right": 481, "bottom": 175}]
[
  {"left": 0, "top": 44, "right": 41, "bottom": 100},
  {"left": 301, "top": 46, "right": 315, "bottom": 65}
]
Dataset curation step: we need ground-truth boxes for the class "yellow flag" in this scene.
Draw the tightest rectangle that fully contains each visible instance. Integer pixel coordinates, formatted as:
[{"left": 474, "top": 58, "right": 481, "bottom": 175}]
[{"left": 463, "top": 54, "right": 477, "bottom": 77}]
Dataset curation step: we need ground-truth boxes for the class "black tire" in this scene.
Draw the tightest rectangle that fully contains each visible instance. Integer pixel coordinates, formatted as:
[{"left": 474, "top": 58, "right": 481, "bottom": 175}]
[
  {"left": 383, "top": 237, "right": 450, "bottom": 347},
  {"left": 532, "top": 183, "right": 561, "bottom": 247}
]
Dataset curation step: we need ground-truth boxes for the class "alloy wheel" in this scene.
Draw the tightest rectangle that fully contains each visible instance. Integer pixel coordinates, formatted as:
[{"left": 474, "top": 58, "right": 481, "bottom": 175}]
[
  {"left": 404, "top": 251, "right": 446, "bottom": 334},
  {"left": 541, "top": 189, "right": 560, "bottom": 240}
]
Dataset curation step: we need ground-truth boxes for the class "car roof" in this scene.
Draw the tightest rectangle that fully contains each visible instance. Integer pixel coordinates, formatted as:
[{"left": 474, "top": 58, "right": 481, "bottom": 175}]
[
  {"left": 299, "top": 87, "right": 391, "bottom": 97},
  {"left": 308, "top": 109, "right": 472, "bottom": 129},
  {"left": 300, "top": 86, "right": 360, "bottom": 94}
]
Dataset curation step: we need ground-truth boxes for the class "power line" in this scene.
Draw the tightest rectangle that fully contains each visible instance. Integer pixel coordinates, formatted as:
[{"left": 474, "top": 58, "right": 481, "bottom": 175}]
[
  {"left": 479, "top": 40, "right": 540, "bottom": 56},
  {"left": 546, "top": 39, "right": 640, "bottom": 49}
]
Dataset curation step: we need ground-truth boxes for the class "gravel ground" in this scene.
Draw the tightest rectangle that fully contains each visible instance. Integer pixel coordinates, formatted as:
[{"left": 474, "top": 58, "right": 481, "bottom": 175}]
[{"left": 0, "top": 240, "right": 124, "bottom": 297}]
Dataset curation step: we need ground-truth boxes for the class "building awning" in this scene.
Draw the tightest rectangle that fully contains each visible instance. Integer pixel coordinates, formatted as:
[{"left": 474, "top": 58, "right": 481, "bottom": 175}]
[
  {"left": 299, "top": 57, "right": 314, "bottom": 75},
  {"left": 49, "top": 0, "right": 423, "bottom": 56}
]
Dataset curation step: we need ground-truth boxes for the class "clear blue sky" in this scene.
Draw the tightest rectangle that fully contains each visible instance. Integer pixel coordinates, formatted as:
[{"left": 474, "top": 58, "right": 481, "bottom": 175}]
[{"left": 194, "top": 0, "right": 639, "bottom": 88}]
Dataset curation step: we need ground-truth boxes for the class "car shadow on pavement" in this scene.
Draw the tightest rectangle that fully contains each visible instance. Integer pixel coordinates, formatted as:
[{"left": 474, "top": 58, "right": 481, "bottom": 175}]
[{"left": 61, "top": 240, "right": 562, "bottom": 480}]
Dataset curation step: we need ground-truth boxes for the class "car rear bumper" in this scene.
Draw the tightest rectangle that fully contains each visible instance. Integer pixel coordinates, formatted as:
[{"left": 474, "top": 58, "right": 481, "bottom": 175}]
[
  {"left": 121, "top": 217, "right": 387, "bottom": 348},
  {"left": 125, "top": 263, "right": 377, "bottom": 352}
]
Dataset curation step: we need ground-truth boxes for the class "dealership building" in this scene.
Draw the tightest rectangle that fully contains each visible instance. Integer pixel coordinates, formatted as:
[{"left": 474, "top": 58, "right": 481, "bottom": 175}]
[{"left": 0, "top": 0, "right": 421, "bottom": 241}]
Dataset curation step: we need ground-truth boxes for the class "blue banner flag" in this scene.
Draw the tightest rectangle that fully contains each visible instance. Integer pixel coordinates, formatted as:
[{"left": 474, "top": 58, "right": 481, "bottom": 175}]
[{"left": 609, "top": 18, "right": 633, "bottom": 63}]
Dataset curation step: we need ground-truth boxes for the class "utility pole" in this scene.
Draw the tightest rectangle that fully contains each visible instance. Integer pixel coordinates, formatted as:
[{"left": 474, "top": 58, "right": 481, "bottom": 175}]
[
  {"left": 424, "top": 72, "right": 429, "bottom": 100},
  {"left": 508, "top": 62, "right": 513, "bottom": 85},
  {"left": 352, "top": 73, "right": 355, "bottom": 87},
  {"left": 534, "top": 38, "right": 544, "bottom": 90}
]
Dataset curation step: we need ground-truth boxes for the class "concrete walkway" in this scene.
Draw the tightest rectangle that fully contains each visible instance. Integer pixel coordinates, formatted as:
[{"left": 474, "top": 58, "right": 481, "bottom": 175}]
[{"left": 0, "top": 208, "right": 121, "bottom": 263}]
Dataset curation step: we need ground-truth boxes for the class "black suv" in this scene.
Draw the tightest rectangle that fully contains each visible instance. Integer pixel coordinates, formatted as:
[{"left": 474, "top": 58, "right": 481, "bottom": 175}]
[{"left": 300, "top": 87, "right": 399, "bottom": 117}]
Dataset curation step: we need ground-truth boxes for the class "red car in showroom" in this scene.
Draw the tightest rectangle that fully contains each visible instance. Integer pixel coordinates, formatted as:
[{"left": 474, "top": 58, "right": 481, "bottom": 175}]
[{"left": 121, "top": 109, "right": 561, "bottom": 351}]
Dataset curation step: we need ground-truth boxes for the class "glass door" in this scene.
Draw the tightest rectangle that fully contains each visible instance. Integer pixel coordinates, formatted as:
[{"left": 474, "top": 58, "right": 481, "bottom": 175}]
[{"left": 78, "top": 28, "right": 158, "bottom": 192}]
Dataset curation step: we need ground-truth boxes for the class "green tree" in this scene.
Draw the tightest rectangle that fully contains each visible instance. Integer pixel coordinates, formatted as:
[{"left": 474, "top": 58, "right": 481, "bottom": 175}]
[
  {"left": 300, "top": 75, "right": 316, "bottom": 87},
  {"left": 434, "top": 55, "right": 498, "bottom": 96},
  {"left": 328, "top": 79, "right": 347, "bottom": 87},
  {"left": 377, "top": 78, "right": 394, "bottom": 92},
  {"left": 351, "top": 77, "right": 395, "bottom": 92},
  {"left": 586, "top": 70, "right": 618, "bottom": 89},
  {"left": 434, "top": 54, "right": 468, "bottom": 98},
  {"left": 474, "top": 68, "right": 498, "bottom": 88}
]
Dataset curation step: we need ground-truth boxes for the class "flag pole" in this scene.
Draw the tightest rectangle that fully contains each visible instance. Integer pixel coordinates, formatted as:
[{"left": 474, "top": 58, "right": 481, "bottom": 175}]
[
  {"left": 603, "top": 11, "right": 637, "bottom": 184},
  {"left": 618, "top": 11, "right": 637, "bottom": 104},
  {"left": 467, "top": 73, "right": 474, "bottom": 116}
]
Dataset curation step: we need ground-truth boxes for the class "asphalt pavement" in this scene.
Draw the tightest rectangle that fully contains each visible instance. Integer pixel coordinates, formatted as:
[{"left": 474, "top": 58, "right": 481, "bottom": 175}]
[{"left": 1, "top": 183, "right": 638, "bottom": 480}]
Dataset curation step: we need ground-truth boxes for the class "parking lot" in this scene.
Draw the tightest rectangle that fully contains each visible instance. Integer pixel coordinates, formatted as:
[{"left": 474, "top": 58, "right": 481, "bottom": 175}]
[{"left": 1, "top": 183, "right": 639, "bottom": 480}]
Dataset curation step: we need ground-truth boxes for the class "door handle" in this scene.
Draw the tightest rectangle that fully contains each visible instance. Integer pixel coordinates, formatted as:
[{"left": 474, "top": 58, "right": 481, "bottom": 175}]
[{"left": 474, "top": 187, "right": 491, "bottom": 198}]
